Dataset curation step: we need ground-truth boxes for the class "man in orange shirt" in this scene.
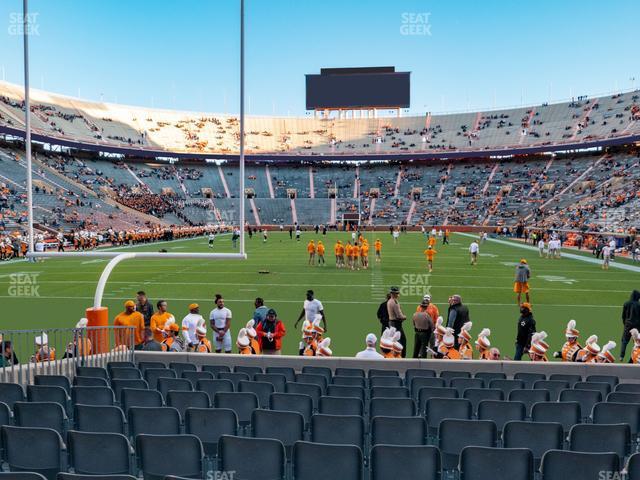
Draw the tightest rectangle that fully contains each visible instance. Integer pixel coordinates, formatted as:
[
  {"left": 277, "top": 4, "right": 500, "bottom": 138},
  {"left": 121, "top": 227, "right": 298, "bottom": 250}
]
[
  {"left": 424, "top": 246, "right": 437, "bottom": 272},
  {"left": 360, "top": 241, "right": 369, "bottom": 269},
  {"left": 149, "top": 300, "right": 175, "bottom": 343},
  {"left": 307, "top": 240, "right": 316, "bottom": 265},
  {"left": 317, "top": 240, "right": 326, "bottom": 266},
  {"left": 350, "top": 241, "right": 360, "bottom": 270},
  {"left": 113, "top": 300, "right": 145, "bottom": 349},
  {"left": 428, "top": 236, "right": 437, "bottom": 248},
  {"left": 345, "top": 242, "right": 353, "bottom": 270},
  {"left": 374, "top": 239, "right": 382, "bottom": 263},
  {"left": 334, "top": 241, "right": 344, "bottom": 268}
]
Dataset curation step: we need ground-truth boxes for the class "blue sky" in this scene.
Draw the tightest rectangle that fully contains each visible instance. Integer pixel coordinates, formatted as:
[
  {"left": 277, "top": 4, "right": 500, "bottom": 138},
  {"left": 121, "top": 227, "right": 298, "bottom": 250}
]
[{"left": 0, "top": 0, "right": 638, "bottom": 116}]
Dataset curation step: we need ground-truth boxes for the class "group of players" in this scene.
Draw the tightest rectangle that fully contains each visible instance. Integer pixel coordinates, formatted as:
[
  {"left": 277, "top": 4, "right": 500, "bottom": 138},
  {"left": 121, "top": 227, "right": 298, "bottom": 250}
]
[{"left": 306, "top": 233, "right": 382, "bottom": 269}]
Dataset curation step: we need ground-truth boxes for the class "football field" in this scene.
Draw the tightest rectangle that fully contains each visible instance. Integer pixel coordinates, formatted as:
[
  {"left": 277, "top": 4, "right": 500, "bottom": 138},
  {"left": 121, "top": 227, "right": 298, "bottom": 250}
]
[{"left": 0, "top": 232, "right": 637, "bottom": 360}]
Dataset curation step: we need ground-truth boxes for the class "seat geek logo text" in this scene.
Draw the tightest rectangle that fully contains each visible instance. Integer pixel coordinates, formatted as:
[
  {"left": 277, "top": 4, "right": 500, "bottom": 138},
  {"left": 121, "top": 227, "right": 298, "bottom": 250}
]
[{"left": 400, "top": 13, "right": 432, "bottom": 36}]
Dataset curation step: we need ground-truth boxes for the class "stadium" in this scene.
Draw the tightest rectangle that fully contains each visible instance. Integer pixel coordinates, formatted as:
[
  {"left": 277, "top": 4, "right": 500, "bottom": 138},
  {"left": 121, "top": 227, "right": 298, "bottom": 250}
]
[{"left": 1, "top": 1, "right": 640, "bottom": 479}]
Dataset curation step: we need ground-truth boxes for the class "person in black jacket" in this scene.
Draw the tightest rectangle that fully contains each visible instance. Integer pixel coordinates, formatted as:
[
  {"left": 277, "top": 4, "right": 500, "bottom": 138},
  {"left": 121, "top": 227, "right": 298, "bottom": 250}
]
[
  {"left": 446, "top": 294, "right": 470, "bottom": 347},
  {"left": 620, "top": 289, "right": 640, "bottom": 361},
  {"left": 377, "top": 293, "right": 391, "bottom": 335},
  {"left": 514, "top": 302, "right": 536, "bottom": 360}
]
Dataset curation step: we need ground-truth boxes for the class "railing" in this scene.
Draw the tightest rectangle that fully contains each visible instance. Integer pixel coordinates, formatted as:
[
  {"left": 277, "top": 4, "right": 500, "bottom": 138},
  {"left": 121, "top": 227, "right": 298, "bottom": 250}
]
[{"left": 0, "top": 326, "right": 134, "bottom": 385}]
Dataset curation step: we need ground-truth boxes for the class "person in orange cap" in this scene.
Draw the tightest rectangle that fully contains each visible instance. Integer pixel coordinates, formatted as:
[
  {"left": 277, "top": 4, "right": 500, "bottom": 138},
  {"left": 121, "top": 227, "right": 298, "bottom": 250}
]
[
  {"left": 374, "top": 238, "right": 382, "bottom": 263},
  {"left": 553, "top": 319, "right": 582, "bottom": 361},
  {"left": 113, "top": 300, "right": 145, "bottom": 349},
  {"left": 181, "top": 303, "right": 205, "bottom": 351},
  {"left": 161, "top": 319, "right": 183, "bottom": 352},
  {"left": 307, "top": 240, "right": 316, "bottom": 266},
  {"left": 195, "top": 326, "right": 212, "bottom": 353},
  {"left": 317, "top": 240, "right": 326, "bottom": 266},
  {"left": 424, "top": 245, "right": 437, "bottom": 273},
  {"left": 514, "top": 259, "right": 531, "bottom": 305}
]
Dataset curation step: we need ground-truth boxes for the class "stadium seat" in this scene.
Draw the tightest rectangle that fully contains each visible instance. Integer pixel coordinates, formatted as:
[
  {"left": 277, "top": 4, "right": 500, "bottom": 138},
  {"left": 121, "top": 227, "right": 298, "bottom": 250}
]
[
  {"left": 67, "top": 430, "right": 131, "bottom": 475},
  {"left": 144, "top": 368, "right": 176, "bottom": 390},
  {"left": 73, "top": 376, "right": 109, "bottom": 388},
  {"left": 217, "top": 372, "right": 250, "bottom": 390},
  {"left": 503, "top": 421, "right": 564, "bottom": 469},
  {"left": 489, "top": 379, "right": 525, "bottom": 397},
  {"left": 585, "top": 375, "right": 618, "bottom": 388},
  {"left": 137, "top": 434, "right": 203, "bottom": 480},
  {"left": 301, "top": 366, "right": 332, "bottom": 382},
  {"left": 615, "top": 383, "right": 640, "bottom": 393},
  {"left": 106, "top": 362, "right": 135, "bottom": 375},
  {"left": 253, "top": 373, "right": 287, "bottom": 392},
  {"left": 370, "top": 386, "right": 409, "bottom": 399},
  {"left": 410, "top": 377, "right": 446, "bottom": 398},
  {"left": 568, "top": 423, "right": 631, "bottom": 462},
  {"left": 331, "top": 376, "right": 366, "bottom": 388},
  {"left": 166, "top": 391, "right": 210, "bottom": 420},
  {"left": 319, "top": 396, "right": 364, "bottom": 416},
  {"left": 533, "top": 380, "right": 570, "bottom": 401},
  {"left": 425, "top": 398, "right": 472, "bottom": 437},
  {"left": 0, "top": 474, "right": 47, "bottom": 480},
  {"left": 368, "top": 369, "right": 399, "bottom": 378},
  {"left": 110, "top": 379, "right": 148, "bottom": 399},
  {"left": 184, "top": 408, "right": 238, "bottom": 458},
  {"left": 0, "top": 401, "right": 10, "bottom": 457},
  {"left": 508, "top": 389, "right": 550, "bottom": 418},
  {"left": 531, "top": 401, "right": 581, "bottom": 434},
  {"left": 369, "top": 376, "right": 403, "bottom": 388},
  {"left": 1, "top": 426, "right": 64, "bottom": 480},
  {"left": 450, "top": 377, "right": 484, "bottom": 394},
  {"left": 14, "top": 402, "right": 65, "bottom": 435},
  {"left": 57, "top": 474, "right": 135, "bottom": 480},
  {"left": 252, "top": 409, "right": 304, "bottom": 458},
  {"left": 627, "top": 452, "right": 640, "bottom": 480},
  {"left": 370, "top": 397, "right": 415, "bottom": 418},
  {"left": 559, "top": 389, "right": 602, "bottom": 421},
  {"left": 137, "top": 362, "right": 165, "bottom": 373},
  {"left": 607, "top": 392, "right": 640, "bottom": 404},
  {"left": 71, "top": 386, "right": 114, "bottom": 406},
  {"left": 592, "top": 402, "right": 640, "bottom": 438},
  {"left": 169, "top": 362, "right": 197, "bottom": 378},
  {"left": 109, "top": 368, "right": 142, "bottom": 380},
  {"left": 335, "top": 368, "right": 365, "bottom": 378},
  {"left": 295, "top": 373, "right": 327, "bottom": 393},
  {"left": 238, "top": 380, "right": 274, "bottom": 409},
  {"left": 218, "top": 435, "right": 285, "bottom": 480},
  {"left": 514, "top": 372, "right": 546, "bottom": 389},
  {"left": 549, "top": 374, "right": 582, "bottom": 387},
  {"left": 440, "top": 371, "right": 471, "bottom": 383},
  {"left": 269, "top": 393, "right": 313, "bottom": 428},
  {"left": 157, "top": 378, "right": 192, "bottom": 400},
  {"left": 34, "top": 375, "right": 71, "bottom": 395},
  {"left": 463, "top": 389, "right": 503, "bottom": 415},
  {"left": 573, "top": 381, "right": 611, "bottom": 398},
  {"left": 326, "top": 385, "right": 365, "bottom": 402},
  {"left": 214, "top": 392, "right": 258, "bottom": 428},
  {"left": 0, "top": 383, "right": 25, "bottom": 410},
  {"left": 201, "top": 365, "right": 231, "bottom": 376},
  {"left": 418, "top": 387, "right": 458, "bottom": 414},
  {"left": 26, "top": 386, "right": 69, "bottom": 415},
  {"left": 76, "top": 366, "right": 109, "bottom": 380},
  {"left": 404, "top": 368, "right": 437, "bottom": 385},
  {"left": 438, "top": 419, "right": 497, "bottom": 471},
  {"left": 285, "top": 382, "right": 322, "bottom": 409},
  {"left": 181, "top": 371, "right": 214, "bottom": 387},
  {"left": 265, "top": 367, "right": 295, "bottom": 382},
  {"left": 128, "top": 406, "right": 180, "bottom": 437},
  {"left": 234, "top": 365, "right": 263, "bottom": 377},
  {"left": 120, "top": 388, "right": 162, "bottom": 413},
  {"left": 540, "top": 450, "right": 619, "bottom": 480},
  {"left": 371, "top": 445, "right": 439, "bottom": 480},
  {"left": 311, "top": 414, "right": 365, "bottom": 451},
  {"left": 195, "top": 379, "right": 234, "bottom": 403},
  {"left": 293, "top": 441, "right": 362, "bottom": 480},
  {"left": 459, "top": 446, "right": 533, "bottom": 480},
  {"left": 73, "top": 405, "right": 125, "bottom": 434},
  {"left": 474, "top": 372, "right": 506, "bottom": 383},
  {"left": 370, "top": 416, "right": 427, "bottom": 446},
  {"left": 477, "top": 400, "right": 525, "bottom": 434}
]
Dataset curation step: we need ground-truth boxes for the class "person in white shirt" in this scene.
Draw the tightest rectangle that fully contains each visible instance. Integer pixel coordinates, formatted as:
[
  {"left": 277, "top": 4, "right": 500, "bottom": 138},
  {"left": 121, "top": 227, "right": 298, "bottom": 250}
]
[
  {"left": 181, "top": 303, "right": 205, "bottom": 350},
  {"left": 538, "top": 238, "right": 545, "bottom": 257},
  {"left": 469, "top": 241, "right": 479, "bottom": 265},
  {"left": 602, "top": 245, "right": 611, "bottom": 270},
  {"left": 356, "top": 333, "right": 384, "bottom": 359},
  {"left": 210, "top": 295, "right": 233, "bottom": 353},
  {"left": 294, "top": 289, "right": 327, "bottom": 332},
  {"left": 392, "top": 228, "right": 400, "bottom": 244},
  {"left": 208, "top": 233, "right": 215, "bottom": 248},
  {"left": 608, "top": 238, "right": 616, "bottom": 260}
]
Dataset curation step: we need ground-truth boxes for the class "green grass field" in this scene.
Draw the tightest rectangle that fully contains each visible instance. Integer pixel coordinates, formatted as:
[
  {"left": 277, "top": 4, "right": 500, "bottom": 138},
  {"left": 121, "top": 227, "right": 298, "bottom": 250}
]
[{"left": 0, "top": 232, "right": 637, "bottom": 359}]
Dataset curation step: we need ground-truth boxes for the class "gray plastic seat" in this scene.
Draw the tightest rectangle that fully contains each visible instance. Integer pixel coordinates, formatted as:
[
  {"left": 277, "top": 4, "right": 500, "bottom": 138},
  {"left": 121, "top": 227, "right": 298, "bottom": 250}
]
[
  {"left": 311, "top": 414, "right": 365, "bottom": 451},
  {"left": 463, "top": 389, "right": 504, "bottom": 416},
  {"left": 460, "top": 446, "right": 533, "bottom": 480},
  {"left": 569, "top": 423, "right": 630, "bottom": 462},
  {"left": 439, "top": 419, "right": 497, "bottom": 471},
  {"left": 607, "top": 392, "right": 640, "bottom": 404},
  {"left": 285, "top": 382, "right": 322, "bottom": 410},
  {"left": 370, "top": 386, "right": 409, "bottom": 399},
  {"left": 371, "top": 416, "right": 427, "bottom": 446},
  {"left": 76, "top": 367, "right": 109, "bottom": 380},
  {"left": 14, "top": 402, "right": 65, "bottom": 435},
  {"left": 301, "top": 366, "right": 332, "bottom": 382},
  {"left": 196, "top": 379, "right": 234, "bottom": 404},
  {"left": 474, "top": 372, "right": 506, "bottom": 383},
  {"left": 418, "top": 387, "right": 458, "bottom": 414},
  {"left": 74, "top": 405, "right": 125, "bottom": 434},
  {"left": 184, "top": 408, "right": 237, "bottom": 458},
  {"left": 252, "top": 409, "right": 304, "bottom": 458},
  {"left": 627, "top": 452, "right": 640, "bottom": 480},
  {"left": 219, "top": 435, "right": 285, "bottom": 480},
  {"left": 531, "top": 401, "right": 581, "bottom": 434},
  {"left": 559, "top": 389, "right": 602, "bottom": 420},
  {"left": 2, "top": 426, "right": 64, "bottom": 480},
  {"left": 34, "top": 376, "right": 71, "bottom": 395},
  {"left": 533, "top": 380, "right": 570, "bottom": 401},
  {"left": 26, "top": 386, "right": 68, "bottom": 415},
  {"left": 137, "top": 362, "right": 166, "bottom": 373},
  {"left": 370, "top": 397, "right": 415, "bottom": 418},
  {"left": 326, "top": 385, "right": 365, "bottom": 402},
  {"left": 265, "top": 367, "right": 295, "bottom": 382},
  {"left": 57, "top": 473, "right": 135, "bottom": 480},
  {"left": 585, "top": 375, "right": 618, "bottom": 388},
  {"left": 549, "top": 374, "right": 581, "bottom": 387},
  {"left": 214, "top": 392, "right": 258, "bottom": 427},
  {"left": 615, "top": 383, "right": 640, "bottom": 393},
  {"left": 109, "top": 368, "right": 142, "bottom": 381},
  {"left": 128, "top": 407, "right": 181, "bottom": 437},
  {"left": 319, "top": 396, "right": 364, "bottom": 416},
  {"left": 295, "top": 373, "right": 327, "bottom": 393},
  {"left": 0, "top": 473, "right": 47, "bottom": 480},
  {"left": 410, "top": 377, "right": 446, "bottom": 399},
  {"left": 157, "top": 378, "right": 192, "bottom": 400},
  {"left": 106, "top": 362, "right": 135, "bottom": 375},
  {"left": 0, "top": 383, "right": 25, "bottom": 410},
  {"left": 573, "top": 381, "right": 611, "bottom": 398},
  {"left": 73, "top": 376, "right": 109, "bottom": 388},
  {"left": 331, "top": 376, "right": 366, "bottom": 388},
  {"left": 503, "top": 421, "right": 564, "bottom": 469},
  {"left": 371, "top": 445, "right": 439, "bottom": 480},
  {"left": 509, "top": 389, "right": 550, "bottom": 418},
  {"left": 592, "top": 402, "right": 640, "bottom": 438},
  {"left": 181, "top": 371, "right": 214, "bottom": 387},
  {"left": 217, "top": 372, "right": 250, "bottom": 390},
  {"left": 450, "top": 377, "right": 484, "bottom": 395},
  {"left": 238, "top": 380, "right": 274, "bottom": 409},
  {"left": 110, "top": 379, "right": 148, "bottom": 399},
  {"left": 293, "top": 441, "right": 362, "bottom": 480},
  {"left": 404, "top": 369, "right": 437, "bottom": 385},
  {"left": 67, "top": 430, "right": 131, "bottom": 475},
  {"left": 440, "top": 371, "right": 471, "bottom": 383},
  {"left": 71, "top": 386, "right": 114, "bottom": 406},
  {"left": 370, "top": 376, "right": 403, "bottom": 388},
  {"left": 201, "top": 365, "right": 231, "bottom": 376},
  {"left": 253, "top": 373, "right": 287, "bottom": 393},
  {"left": 540, "top": 450, "right": 619, "bottom": 480},
  {"left": 144, "top": 368, "right": 176, "bottom": 390},
  {"left": 137, "top": 434, "right": 203, "bottom": 480},
  {"left": 425, "top": 398, "right": 472, "bottom": 437},
  {"left": 514, "top": 372, "right": 546, "bottom": 389},
  {"left": 489, "top": 379, "right": 525, "bottom": 397},
  {"left": 166, "top": 391, "right": 210, "bottom": 420},
  {"left": 368, "top": 369, "right": 399, "bottom": 378},
  {"left": 120, "top": 388, "right": 162, "bottom": 413},
  {"left": 335, "top": 368, "right": 365, "bottom": 378},
  {"left": 270, "top": 393, "right": 313, "bottom": 428},
  {"left": 234, "top": 365, "right": 263, "bottom": 377},
  {"left": 477, "top": 400, "right": 525, "bottom": 433},
  {"left": 169, "top": 362, "right": 197, "bottom": 378}
]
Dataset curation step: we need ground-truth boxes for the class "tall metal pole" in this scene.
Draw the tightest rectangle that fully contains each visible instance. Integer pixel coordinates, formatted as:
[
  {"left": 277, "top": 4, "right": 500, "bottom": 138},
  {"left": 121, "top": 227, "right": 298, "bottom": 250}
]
[
  {"left": 23, "top": 0, "right": 35, "bottom": 253},
  {"left": 239, "top": 0, "right": 246, "bottom": 255}
]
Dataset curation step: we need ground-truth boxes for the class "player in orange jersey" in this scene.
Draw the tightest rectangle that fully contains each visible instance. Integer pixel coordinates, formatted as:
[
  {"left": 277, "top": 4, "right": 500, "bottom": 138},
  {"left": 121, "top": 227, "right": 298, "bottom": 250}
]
[
  {"left": 424, "top": 246, "right": 437, "bottom": 272},
  {"left": 360, "top": 241, "right": 369, "bottom": 269},
  {"left": 307, "top": 240, "right": 316, "bottom": 265},
  {"left": 374, "top": 239, "right": 382, "bottom": 263},
  {"left": 317, "top": 240, "right": 326, "bottom": 266}
]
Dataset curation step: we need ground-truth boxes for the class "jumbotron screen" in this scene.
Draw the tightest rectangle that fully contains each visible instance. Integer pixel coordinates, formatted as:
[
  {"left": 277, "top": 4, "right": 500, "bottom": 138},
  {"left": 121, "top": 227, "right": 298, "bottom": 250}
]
[{"left": 305, "top": 66, "right": 410, "bottom": 110}]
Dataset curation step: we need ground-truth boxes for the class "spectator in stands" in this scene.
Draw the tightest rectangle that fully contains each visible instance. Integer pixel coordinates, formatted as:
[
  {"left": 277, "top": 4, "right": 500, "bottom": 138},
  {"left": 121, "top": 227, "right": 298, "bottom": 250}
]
[
  {"left": 141, "top": 328, "right": 163, "bottom": 351},
  {"left": 376, "top": 293, "right": 391, "bottom": 335},
  {"left": 356, "top": 333, "right": 384, "bottom": 359},
  {"left": 255, "top": 308, "right": 286, "bottom": 355},
  {"left": 387, "top": 286, "right": 407, "bottom": 358},
  {"left": 136, "top": 290, "right": 154, "bottom": 327},
  {"left": 113, "top": 300, "right": 146, "bottom": 349},
  {"left": 488, "top": 347, "right": 501, "bottom": 360},
  {"left": 0, "top": 339, "right": 16, "bottom": 367},
  {"left": 514, "top": 303, "right": 536, "bottom": 360},
  {"left": 620, "top": 290, "right": 640, "bottom": 361},
  {"left": 63, "top": 318, "right": 92, "bottom": 358},
  {"left": 446, "top": 295, "right": 470, "bottom": 347},
  {"left": 412, "top": 308, "right": 433, "bottom": 359}
]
